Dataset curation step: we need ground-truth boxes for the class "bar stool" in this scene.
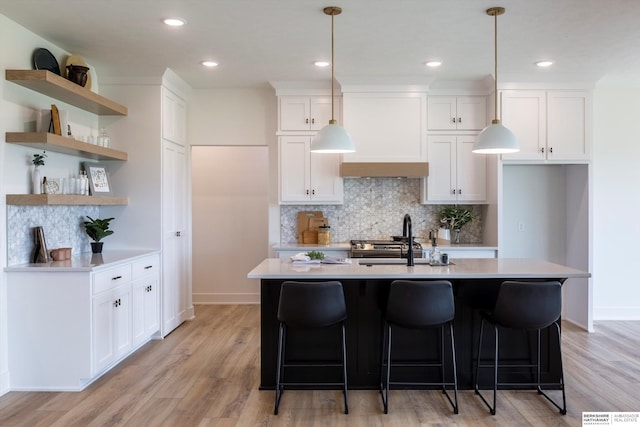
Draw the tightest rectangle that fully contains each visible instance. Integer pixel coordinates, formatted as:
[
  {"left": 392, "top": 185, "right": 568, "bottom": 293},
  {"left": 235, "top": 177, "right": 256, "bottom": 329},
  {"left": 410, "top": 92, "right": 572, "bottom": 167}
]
[
  {"left": 274, "top": 281, "right": 348, "bottom": 415},
  {"left": 380, "top": 280, "right": 458, "bottom": 414},
  {"left": 474, "top": 280, "right": 567, "bottom": 415}
]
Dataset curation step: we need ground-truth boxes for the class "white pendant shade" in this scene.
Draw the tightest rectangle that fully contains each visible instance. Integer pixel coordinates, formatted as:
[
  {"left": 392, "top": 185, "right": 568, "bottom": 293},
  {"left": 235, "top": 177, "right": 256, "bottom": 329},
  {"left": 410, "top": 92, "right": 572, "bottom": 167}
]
[
  {"left": 311, "top": 122, "right": 355, "bottom": 153},
  {"left": 473, "top": 121, "right": 519, "bottom": 154}
]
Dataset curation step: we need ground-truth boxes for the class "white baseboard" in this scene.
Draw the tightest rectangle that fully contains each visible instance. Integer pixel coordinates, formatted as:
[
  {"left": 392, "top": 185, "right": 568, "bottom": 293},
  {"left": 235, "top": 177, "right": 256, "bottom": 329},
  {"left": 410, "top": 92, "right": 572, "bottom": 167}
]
[
  {"left": 0, "top": 370, "right": 9, "bottom": 397},
  {"left": 192, "top": 293, "right": 260, "bottom": 304},
  {"left": 593, "top": 306, "right": 640, "bottom": 320}
]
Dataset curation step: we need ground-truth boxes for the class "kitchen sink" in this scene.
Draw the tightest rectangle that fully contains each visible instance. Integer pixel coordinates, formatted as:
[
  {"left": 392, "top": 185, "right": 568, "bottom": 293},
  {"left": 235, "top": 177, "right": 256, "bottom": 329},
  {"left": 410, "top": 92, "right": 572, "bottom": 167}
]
[{"left": 358, "top": 258, "right": 433, "bottom": 266}]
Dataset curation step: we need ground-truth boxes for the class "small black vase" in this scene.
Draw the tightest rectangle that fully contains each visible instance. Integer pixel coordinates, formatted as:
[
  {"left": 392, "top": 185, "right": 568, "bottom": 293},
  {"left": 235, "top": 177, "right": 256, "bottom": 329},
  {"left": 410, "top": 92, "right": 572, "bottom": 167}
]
[{"left": 91, "top": 242, "right": 104, "bottom": 254}]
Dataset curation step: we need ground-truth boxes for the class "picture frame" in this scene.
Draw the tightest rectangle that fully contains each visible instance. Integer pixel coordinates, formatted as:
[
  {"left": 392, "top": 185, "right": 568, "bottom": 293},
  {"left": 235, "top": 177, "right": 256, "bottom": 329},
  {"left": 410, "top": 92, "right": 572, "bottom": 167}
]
[{"left": 83, "top": 162, "right": 112, "bottom": 196}]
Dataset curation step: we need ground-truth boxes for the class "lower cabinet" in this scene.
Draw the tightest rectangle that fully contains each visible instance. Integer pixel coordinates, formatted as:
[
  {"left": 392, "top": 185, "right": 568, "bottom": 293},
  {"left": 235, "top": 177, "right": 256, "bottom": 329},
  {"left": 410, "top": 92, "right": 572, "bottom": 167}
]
[{"left": 6, "top": 252, "right": 160, "bottom": 391}]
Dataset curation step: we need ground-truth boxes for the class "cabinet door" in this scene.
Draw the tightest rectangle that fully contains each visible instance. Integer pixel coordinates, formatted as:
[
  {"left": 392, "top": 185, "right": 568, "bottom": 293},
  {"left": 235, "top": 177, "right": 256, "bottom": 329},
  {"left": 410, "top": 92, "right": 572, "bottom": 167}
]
[
  {"left": 310, "top": 97, "right": 334, "bottom": 130},
  {"left": 457, "top": 97, "right": 487, "bottom": 130},
  {"left": 310, "top": 151, "right": 343, "bottom": 203},
  {"left": 456, "top": 136, "right": 487, "bottom": 201},
  {"left": 133, "top": 276, "right": 160, "bottom": 346},
  {"left": 92, "top": 291, "right": 116, "bottom": 373},
  {"left": 500, "top": 91, "right": 547, "bottom": 161},
  {"left": 427, "top": 97, "right": 457, "bottom": 130},
  {"left": 162, "top": 140, "right": 189, "bottom": 336},
  {"left": 279, "top": 96, "right": 311, "bottom": 131},
  {"left": 343, "top": 92, "right": 427, "bottom": 162},
  {"left": 547, "top": 91, "right": 590, "bottom": 161},
  {"left": 425, "top": 135, "right": 457, "bottom": 202},
  {"left": 162, "top": 87, "right": 187, "bottom": 145},
  {"left": 113, "top": 285, "right": 132, "bottom": 360},
  {"left": 279, "top": 136, "right": 311, "bottom": 202}
]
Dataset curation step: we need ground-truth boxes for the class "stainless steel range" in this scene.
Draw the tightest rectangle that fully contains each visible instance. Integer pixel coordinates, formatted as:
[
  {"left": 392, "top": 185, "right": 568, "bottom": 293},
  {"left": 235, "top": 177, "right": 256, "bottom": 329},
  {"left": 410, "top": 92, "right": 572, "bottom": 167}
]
[{"left": 350, "top": 239, "right": 423, "bottom": 259}]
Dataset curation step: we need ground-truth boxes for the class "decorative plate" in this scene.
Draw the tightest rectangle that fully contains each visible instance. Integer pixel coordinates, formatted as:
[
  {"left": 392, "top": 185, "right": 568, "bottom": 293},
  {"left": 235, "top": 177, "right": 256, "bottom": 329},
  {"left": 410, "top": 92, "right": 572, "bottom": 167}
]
[{"left": 33, "top": 48, "right": 61, "bottom": 75}]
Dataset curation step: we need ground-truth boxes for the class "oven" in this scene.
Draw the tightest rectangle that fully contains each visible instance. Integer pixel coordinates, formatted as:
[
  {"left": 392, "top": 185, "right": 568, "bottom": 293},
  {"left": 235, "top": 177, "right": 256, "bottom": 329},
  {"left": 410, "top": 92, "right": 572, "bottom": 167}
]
[{"left": 350, "top": 239, "right": 423, "bottom": 259}]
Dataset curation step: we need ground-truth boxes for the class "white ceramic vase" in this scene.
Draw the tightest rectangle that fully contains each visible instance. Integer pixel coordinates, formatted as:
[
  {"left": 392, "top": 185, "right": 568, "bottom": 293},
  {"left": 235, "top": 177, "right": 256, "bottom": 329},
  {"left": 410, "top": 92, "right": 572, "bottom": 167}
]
[{"left": 32, "top": 166, "right": 42, "bottom": 194}]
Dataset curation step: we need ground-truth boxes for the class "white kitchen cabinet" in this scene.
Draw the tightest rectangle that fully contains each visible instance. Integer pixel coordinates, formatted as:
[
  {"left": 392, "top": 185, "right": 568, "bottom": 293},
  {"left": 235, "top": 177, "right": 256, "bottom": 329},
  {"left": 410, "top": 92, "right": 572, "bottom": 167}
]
[
  {"left": 342, "top": 92, "right": 427, "bottom": 162},
  {"left": 92, "top": 282, "right": 132, "bottom": 374},
  {"left": 6, "top": 251, "right": 160, "bottom": 391},
  {"left": 279, "top": 135, "right": 343, "bottom": 204},
  {"left": 279, "top": 96, "right": 335, "bottom": 131},
  {"left": 162, "top": 86, "right": 187, "bottom": 145},
  {"left": 132, "top": 255, "right": 160, "bottom": 346},
  {"left": 428, "top": 96, "right": 487, "bottom": 131},
  {"left": 421, "top": 135, "right": 486, "bottom": 203},
  {"left": 500, "top": 90, "right": 591, "bottom": 162}
]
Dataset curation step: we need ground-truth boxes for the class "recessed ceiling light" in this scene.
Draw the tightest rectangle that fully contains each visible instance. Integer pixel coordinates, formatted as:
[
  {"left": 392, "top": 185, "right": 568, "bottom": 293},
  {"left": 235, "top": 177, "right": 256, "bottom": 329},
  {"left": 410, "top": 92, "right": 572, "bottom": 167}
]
[
  {"left": 164, "top": 18, "right": 186, "bottom": 27},
  {"left": 314, "top": 61, "right": 330, "bottom": 67},
  {"left": 536, "top": 60, "right": 553, "bottom": 67},
  {"left": 202, "top": 61, "right": 219, "bottom": 68},
  {"left": 425, "top": 61, "right": 442, "bottom": 68}
]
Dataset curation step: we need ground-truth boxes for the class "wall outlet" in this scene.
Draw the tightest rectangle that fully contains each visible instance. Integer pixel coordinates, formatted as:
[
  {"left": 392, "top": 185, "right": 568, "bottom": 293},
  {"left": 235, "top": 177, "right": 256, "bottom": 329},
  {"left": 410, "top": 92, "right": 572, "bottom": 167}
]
[{"left": 518, "top": 221, "right": 525, "bottom": 232}]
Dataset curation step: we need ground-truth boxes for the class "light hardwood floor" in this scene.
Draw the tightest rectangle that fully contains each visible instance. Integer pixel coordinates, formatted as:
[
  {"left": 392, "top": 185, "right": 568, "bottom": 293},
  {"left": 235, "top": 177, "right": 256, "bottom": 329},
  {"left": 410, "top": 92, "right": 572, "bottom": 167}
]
[{"left": 1, "top": 305, "right": 639, "bottom": 426}]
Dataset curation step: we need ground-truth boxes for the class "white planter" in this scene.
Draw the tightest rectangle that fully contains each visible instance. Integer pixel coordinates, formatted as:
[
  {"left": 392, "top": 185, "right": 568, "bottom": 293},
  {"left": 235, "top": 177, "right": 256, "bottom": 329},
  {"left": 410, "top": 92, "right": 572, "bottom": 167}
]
[{"left": 32, "top": 167, "right": 42, "bottom": 194}]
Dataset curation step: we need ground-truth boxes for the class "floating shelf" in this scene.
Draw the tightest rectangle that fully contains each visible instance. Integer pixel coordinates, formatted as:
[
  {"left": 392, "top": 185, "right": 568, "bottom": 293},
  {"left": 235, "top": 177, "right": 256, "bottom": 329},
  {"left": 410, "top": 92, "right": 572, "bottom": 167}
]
[
  {"left": 5, "top": 70, "right": 127, "bottom": 116},
  {"left": 7, "top": 194, "right": 128, "bottom": 206},
  {"left": 6, "top": 132, "right": 128, "bottom": 161}
]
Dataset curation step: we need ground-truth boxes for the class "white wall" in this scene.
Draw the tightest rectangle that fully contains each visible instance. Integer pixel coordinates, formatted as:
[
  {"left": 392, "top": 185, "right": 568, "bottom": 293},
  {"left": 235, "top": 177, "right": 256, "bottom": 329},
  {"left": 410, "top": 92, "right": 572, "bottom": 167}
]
[
  {"left": 191, "top": 147, "right": 268, "bottom": 303},
  {"left": 592, "top": 87, "right": 640, "bottom": 320}
]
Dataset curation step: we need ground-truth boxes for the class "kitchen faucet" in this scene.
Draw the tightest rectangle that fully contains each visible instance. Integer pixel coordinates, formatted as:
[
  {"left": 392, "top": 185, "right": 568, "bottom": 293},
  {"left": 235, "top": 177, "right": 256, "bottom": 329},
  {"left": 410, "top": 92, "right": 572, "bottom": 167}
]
[{"left": 402, "top": 213, "right": 414, "bottom": 266}]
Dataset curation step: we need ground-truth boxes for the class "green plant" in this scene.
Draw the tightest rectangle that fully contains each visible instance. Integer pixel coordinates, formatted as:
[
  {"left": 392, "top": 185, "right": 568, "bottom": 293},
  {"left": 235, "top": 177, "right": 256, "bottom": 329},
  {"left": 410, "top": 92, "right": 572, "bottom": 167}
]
[
  {"left": 438, "top": 206, "right": 476, "bottom": 230},
  {"left": 306, "top": 250, "right": 325, "bottom": 260},
  {"left": 32, "top": 151, "right": 47, "bottom": 166},
  {"left": 83, "top": 216, "right": 115, "bottom": 242}
]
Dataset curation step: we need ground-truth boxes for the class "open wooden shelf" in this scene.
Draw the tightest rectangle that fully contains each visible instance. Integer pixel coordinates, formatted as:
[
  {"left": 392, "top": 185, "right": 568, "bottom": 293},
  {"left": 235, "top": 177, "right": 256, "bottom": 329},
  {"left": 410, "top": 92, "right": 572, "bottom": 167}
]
[
  {"left": 7, "top": 194, "right": 128, "bottom": 206},
  {"left": 6, "top": 132, "right": 128, "bottom": 161},
  {"left": 5, "top": 70, "right": 127, "bottom": 116}
]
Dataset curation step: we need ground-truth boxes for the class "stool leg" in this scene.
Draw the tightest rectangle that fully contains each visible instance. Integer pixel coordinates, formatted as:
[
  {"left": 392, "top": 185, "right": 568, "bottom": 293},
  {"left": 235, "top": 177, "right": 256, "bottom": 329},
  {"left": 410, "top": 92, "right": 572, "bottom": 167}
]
[
  {"left": 492, "top": 325, "right": 498, "bottom": 415},
  {"left": 380, "top": 323, "right": 391, "bottom": 414},
  {"left": 448, "top": 321, "right": 459, "bottom": 414},
  {"left": 536, "top": 322, "right": 567, "bottom": 415},
  {"left": 274, "top": 323, "right": 286, "bottom": 415},
  {"left": 474, "top": 318, "right": 497, "bottom": 415},
  {"left": 474, "top": 317, "right": 485, "bottom": 395},
  {"left": 341, "top": 322, "right": 349, "bottom": 415}
]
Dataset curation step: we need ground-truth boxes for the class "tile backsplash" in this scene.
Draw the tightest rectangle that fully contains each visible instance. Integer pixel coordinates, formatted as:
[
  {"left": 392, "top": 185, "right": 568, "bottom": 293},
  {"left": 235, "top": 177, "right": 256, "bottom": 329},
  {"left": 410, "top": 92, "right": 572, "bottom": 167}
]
[
  {"left": 7, "top": 205, "right": 99, "bottom": 265},
  {"left": 280, "top": 178, "right": 483, "bottom": 243}
]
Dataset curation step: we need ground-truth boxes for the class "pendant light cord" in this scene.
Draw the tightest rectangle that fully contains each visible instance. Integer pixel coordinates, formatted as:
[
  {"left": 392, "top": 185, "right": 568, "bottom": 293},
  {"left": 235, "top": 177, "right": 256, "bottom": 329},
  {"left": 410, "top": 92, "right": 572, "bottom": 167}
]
[
  {"left": 493, "top": 10, "right": 498, "bottom": 121},
  {"left": 330, "top": 11, "right": 335, "bottom": 122}
]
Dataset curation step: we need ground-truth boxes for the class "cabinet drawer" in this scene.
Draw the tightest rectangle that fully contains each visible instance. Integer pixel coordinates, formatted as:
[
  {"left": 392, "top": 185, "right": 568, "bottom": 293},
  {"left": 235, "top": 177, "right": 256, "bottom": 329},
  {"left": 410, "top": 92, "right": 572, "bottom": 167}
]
[
  {"left": 132, "top": 254, "right": 160, "bottom": 279},
  {"left": 93, "top": 265, "right": 132, "bottom": 295}
]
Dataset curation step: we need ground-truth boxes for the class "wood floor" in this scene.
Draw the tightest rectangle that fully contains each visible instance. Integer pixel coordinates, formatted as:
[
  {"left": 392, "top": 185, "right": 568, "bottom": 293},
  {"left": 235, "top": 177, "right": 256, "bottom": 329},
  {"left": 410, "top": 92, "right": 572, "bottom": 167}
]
[{"left": 1, "top": 305, "right": 639, "bottom": 426}]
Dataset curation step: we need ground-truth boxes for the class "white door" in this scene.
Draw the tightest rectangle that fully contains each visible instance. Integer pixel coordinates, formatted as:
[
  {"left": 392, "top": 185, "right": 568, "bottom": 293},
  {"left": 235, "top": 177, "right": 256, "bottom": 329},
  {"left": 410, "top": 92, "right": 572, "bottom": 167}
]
[{"left": 162, "top": 140, "right": 188, "bottom": 336}]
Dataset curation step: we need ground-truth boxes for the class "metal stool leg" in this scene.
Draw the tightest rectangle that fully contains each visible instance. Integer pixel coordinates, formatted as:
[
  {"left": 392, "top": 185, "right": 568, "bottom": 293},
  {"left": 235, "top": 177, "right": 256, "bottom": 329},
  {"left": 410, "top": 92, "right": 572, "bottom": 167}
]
[
  {"left": 341, "top": 322, "right": 349, "bottom": 414},
  {"left": 274, "top": 323, "right": 286, "bottom": 415},
  {"left": 536, "top": 322, "right": 567, "bottom": 415},
  {"left": 474, "top": 318, "right": 497, "bottom": 415}
]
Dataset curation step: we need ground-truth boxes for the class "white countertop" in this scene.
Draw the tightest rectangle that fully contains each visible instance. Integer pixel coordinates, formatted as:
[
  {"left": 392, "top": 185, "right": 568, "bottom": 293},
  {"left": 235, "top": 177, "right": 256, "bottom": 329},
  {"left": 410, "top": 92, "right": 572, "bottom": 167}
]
[
  {"left": 4, "top": 249, "right": 159, "bottom": 272},
  {"left": 248, "top": 258, "right": 590, "bottom": 280}
]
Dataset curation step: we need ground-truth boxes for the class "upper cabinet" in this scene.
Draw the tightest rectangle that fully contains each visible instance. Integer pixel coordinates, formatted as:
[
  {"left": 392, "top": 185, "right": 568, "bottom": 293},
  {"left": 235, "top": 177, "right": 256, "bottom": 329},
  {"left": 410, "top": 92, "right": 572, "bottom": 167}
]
[
  {"left": 500, "top": 90, "right": 591, "bottom": 162},
  {"left": 427, "top": 96, "right": 487, "bottom": 131},
  {"left": 279, "top": 136, "right": 343, "bottom": 204},
  {"left": 279, "top": 96, "right": 336, "bottom": 132},
  {"left": 162, "top": 87, "right": 187, "bottom": 145},
  {"left": 421, "top": 134, "right": 486, "bottom": 204},
  {"left": 342, "top": 91, "right": 427, "bottom": 162}
]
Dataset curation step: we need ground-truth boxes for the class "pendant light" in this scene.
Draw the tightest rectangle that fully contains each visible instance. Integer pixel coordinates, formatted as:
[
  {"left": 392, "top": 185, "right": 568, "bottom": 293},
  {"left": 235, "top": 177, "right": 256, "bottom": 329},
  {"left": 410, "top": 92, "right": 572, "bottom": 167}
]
[
  {"left": 310, "top": 6, "right": 356, "bottom": 153},
  {"left": 473, "top": 7, "right": 519, "bottom": 154}
]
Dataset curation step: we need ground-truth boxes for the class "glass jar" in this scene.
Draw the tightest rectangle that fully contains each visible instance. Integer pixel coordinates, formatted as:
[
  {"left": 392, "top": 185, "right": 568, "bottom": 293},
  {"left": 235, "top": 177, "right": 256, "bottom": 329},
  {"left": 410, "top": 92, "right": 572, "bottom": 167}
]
[
  {"left": 318, "top": 225, "right": 332, "bottom": 245},
  {"left": 97, "top": 128, "right": 110, "bottom": 148}
]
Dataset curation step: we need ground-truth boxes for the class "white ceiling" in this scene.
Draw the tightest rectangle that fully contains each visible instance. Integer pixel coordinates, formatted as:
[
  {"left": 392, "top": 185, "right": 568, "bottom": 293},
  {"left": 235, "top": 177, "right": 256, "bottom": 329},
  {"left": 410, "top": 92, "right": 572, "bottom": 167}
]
[{"left": 1, "top": 0, "right": 639, "bottom": 89}]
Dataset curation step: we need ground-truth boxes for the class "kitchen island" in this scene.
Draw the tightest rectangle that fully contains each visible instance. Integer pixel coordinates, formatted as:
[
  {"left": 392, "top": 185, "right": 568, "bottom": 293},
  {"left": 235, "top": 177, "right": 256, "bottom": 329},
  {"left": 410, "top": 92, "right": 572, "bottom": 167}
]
[{"left": 248, "top": 258, "right": 590, "bottom": 390}]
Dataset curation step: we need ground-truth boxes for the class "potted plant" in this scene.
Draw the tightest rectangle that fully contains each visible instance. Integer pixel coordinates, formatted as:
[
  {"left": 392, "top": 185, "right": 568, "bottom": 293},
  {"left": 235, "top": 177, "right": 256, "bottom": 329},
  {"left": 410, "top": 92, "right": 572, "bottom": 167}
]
[
  {"left": 32, "top": 151, "right": 47, "bottom": 194},
  {"left": 83, "top": 216, "right": 114, "bottom": 253},
  {"left": 438, "top": 206, "right": 476, "bottom": 243}
]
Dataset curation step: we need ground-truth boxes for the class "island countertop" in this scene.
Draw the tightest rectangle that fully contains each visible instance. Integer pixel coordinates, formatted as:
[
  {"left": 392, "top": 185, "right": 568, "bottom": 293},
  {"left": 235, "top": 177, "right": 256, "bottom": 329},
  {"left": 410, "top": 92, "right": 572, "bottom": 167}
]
[{"left": 248, "top": 257, "right": 590, "bottom": 280}]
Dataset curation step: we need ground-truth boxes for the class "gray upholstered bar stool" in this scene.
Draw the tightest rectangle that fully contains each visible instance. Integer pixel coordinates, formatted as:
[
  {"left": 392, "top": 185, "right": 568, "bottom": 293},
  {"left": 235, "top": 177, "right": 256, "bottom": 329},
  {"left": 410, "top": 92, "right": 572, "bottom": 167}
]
[
  {"left": 380, "top": 280, "right": 459, "bottom": 414},
  {"left": 274, "top": 281, "right": 348, "bottom": 415},
  {"left": 474, "top": 280, "right": 567, "bottom": 415}
]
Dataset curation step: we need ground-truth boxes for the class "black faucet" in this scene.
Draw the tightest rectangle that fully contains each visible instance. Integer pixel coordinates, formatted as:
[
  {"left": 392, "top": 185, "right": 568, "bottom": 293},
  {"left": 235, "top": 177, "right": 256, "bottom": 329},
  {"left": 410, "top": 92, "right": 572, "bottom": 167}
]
[{"left": 402, "top": 213, "right": 414, "bottom": 266}]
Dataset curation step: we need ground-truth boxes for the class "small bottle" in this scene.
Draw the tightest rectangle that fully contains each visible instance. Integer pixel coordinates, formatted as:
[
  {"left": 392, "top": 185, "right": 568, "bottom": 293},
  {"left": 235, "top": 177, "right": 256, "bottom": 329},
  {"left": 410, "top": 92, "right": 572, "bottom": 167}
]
[
  {"left": 97, "top": 128, "right": 110, "bottom": 148},
  {"left": 429, "top": 238, "right": 441, "bottom": 264}
]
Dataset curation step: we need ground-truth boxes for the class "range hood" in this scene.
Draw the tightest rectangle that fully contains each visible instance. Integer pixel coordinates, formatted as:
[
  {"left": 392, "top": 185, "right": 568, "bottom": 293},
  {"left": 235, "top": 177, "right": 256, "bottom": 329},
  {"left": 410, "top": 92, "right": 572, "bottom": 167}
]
[{"left": 340, "top": 162, "right": 429, "bottom": 178}]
